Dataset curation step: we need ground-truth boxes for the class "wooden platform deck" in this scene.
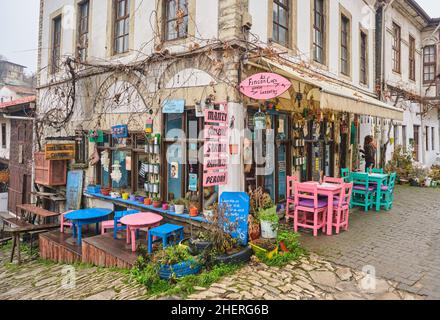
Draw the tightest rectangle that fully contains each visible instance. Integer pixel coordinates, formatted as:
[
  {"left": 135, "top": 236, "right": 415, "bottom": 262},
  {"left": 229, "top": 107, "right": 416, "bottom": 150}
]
[{"left": 39, "top": 230, "right": 143, "bottom": 269}]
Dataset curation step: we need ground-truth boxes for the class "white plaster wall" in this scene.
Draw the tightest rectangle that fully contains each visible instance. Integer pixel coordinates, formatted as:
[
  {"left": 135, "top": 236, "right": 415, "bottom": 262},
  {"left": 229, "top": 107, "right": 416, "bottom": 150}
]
[{"left": 0, "top": 87, "right": 20, "bottom": 103}]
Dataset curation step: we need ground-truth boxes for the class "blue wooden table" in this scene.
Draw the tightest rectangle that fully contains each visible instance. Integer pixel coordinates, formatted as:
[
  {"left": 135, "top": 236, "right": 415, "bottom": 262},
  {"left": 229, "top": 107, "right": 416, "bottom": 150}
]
[
  {"left": 368, "top": 173, "right": 389, "bottom": 211},
  {"left": 65, "top": 208, "right": 112, "bottom": 245}
]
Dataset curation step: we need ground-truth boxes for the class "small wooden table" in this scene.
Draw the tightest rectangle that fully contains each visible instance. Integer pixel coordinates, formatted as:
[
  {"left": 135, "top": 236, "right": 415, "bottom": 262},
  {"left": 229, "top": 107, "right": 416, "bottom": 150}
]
[
  {"left": 368, "top": 173, "right": 389, "bottom": 211},
  {"left": 65, "top": 208, "right": 112, "bottom": 245},
  {"left": 16, "top": 204, "right": 60, "bottom": 225},
  {"left": 120, "top": 212, "right": 163, "bottom": 252},
  {"left": 303, "top": 182, "right": 343, "bottom": 236}
]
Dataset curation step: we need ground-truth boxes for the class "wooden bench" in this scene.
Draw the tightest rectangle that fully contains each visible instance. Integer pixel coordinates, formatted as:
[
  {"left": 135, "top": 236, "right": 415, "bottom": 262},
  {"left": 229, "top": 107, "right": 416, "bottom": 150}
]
[
  {"left": 16, "top": 204, "right": 60, "bottom": 225},
  {"left": 2, "top": 223, "right": 59, "bottom": 264}
]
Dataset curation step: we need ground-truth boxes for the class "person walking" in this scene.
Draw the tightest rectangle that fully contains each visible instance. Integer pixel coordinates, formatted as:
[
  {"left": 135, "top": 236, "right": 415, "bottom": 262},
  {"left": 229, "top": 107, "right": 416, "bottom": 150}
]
[{"left": 363, "top": 135, "right": 377, "bottom": 171}]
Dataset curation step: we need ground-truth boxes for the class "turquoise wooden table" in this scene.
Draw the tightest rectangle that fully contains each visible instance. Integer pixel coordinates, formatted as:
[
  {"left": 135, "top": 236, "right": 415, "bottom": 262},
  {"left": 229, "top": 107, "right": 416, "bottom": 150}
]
[
  {"left": 368, "top": 173, "right": 389, "bottom": 211},
  {"left": 65, "top": 208, "right": 113, "bottom": 245}
]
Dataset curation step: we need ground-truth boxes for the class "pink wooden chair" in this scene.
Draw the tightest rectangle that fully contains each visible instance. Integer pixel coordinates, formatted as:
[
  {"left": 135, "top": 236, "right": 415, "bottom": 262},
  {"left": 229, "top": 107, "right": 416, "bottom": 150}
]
[
  {"left": 293, "top": 182, "right": 328, "bottom": 236},
  {"left": 60, "top": 210, "right": 74, "bottom": 233},
  {"left": 286, "top": 176, "right": 298, "bottom": 222},
  {"left": 332, "top": 182, "right": 353, "bottom": 234},
  {"left": 323, "top": 176, "right": 344, "bottom": 185}
]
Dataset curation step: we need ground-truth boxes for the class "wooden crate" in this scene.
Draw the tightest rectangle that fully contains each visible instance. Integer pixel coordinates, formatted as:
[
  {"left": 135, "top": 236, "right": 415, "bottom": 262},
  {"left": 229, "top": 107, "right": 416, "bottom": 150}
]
[{"left": 34, "top": 152, "right": 67, "bottom": 186}]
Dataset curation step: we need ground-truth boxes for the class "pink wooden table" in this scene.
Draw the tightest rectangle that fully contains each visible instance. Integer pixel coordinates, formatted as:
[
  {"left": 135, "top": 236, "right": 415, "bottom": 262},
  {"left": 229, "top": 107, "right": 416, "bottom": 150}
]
[
  {"left": 120, "top": 212, "right": 163, "bottom": 252},
  {"left": 303, "top": 182, "right": 342, "bottom": 236}
]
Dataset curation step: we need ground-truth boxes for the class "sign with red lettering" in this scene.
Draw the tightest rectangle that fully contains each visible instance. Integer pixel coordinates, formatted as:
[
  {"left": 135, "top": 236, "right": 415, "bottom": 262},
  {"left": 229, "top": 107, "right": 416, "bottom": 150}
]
[
  {"left": 204, "top": 109, "right": 228, "bottom": 124},
  {"left": 204, "top": 125, "right": 228, "bottom": 140},
  {"left": 204, "top": 141, "right": 228, "bottom": 156},
  {"left": 204, "top": 171, "right": 228, "bottom": 187},
  {"left": 203, "top": 155, "right": 229, "bottom": 171},
  {"left": 239, "top": 72, "right": 291, "bottom": 100}
]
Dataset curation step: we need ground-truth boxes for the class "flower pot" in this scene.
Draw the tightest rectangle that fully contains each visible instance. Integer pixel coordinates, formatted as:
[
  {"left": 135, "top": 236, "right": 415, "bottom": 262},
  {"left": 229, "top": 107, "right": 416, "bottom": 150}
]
[
  {"left": 87, "top": 185, "right": 101, "bottom": 194},
  {"left": 250, "top": 241, "right": 279, "bottom": 260},
  {"left": 189, "top": 207, "right": 199, "bottom": 217},
  {"left": 279, "top": 241, "right": 289, "bottom": 253},
  {"left": 213, "top": 246, "right": 253, "bottom": 265},
  {"left": 122, "top": 193, "right": 129, "bottom": 200},
  {"left": 101, "top": 188, "right": 111, "bottom": 196},
  {"left": 144, "top": 198, "right": 152, "bottom": 205},
  {"left": 162, "top": 203, "right": 169, "bottom": 210},
  {"left": 260, "top": 220, "right": 277, "bottom": 239},
  {"left": 248, "top": 223, "right": 261, "bottom": 241},
  {"left": 203, "top": 209, "right": 214, "bottom": 220},
  {"left": 174, "top": 204, "right": 185, "bottom": 214},
  {"left": 129, "top": 194, "right": 136, "bottom": 201},
  {"left": 169, "top": 205, "right": 175, "bottom": 212},
  {"left": 153, "top": 200, "right": 162, "bottom": 208},
  {"left": 136, "top": 196, "right": 145, "bottom": 203}
]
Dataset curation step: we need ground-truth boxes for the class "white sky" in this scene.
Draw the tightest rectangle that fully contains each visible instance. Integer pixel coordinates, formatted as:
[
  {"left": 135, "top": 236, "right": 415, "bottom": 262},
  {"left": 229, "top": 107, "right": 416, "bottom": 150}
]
[{"left": 0, "top": 0, "right": 439, "bottom": 74}]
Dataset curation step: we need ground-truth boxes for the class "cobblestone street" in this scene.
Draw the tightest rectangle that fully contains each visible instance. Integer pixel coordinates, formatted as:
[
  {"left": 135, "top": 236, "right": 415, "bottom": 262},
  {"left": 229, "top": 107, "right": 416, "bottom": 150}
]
[{"left": 300, "top": 186, "right": 440, "bottom": 299}]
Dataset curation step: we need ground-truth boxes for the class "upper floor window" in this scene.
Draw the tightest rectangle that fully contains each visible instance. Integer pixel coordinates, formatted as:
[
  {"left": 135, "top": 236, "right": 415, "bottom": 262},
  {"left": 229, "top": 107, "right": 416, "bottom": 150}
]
[
  {"left": 51, "top": 16, "right": 62, "bottom": 73},
  {"left": 360, "top": 31, "right": 367, "bottom": 84},
  {"left": 423, "top": 45, "right": 436, "bottom": 84},
  {"left": 114, "top": 0, "right": 130, "bottom": 54},
  {"left": 164, "top": 0, "right": 188, "bottom": 41},
  {"left": 409, "top": 36, "right": 416, "bottom": 81},
  {"left": 340, "top": 14, "right": 350, "bottom": 76},
  {"left": 273, "top": 0, "right": 289, "bottom": 47},
  {"left": 77, "top": 0, "right": 90, "bottom": 61},
  {"left": 392, "top": 23, "right": 401, "bottom": 73},
  {"left": 313, "top": 0, "right": 325, "bottom": 64}
]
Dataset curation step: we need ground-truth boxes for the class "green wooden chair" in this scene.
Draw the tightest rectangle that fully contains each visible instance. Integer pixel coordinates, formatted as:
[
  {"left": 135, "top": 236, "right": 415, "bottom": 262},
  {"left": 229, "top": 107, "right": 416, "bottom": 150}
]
[
  {"left": 341, "top": 168, "right": 350, "bottom": 182},
  {"left": 350, "top": 172, "right": 375, "bottom": 212},
  {"left": 380, "top": 172, "right": 397, "bottom": 211},
  {"left": 371, "top": 168, "right": 384, "bottom": 174}
]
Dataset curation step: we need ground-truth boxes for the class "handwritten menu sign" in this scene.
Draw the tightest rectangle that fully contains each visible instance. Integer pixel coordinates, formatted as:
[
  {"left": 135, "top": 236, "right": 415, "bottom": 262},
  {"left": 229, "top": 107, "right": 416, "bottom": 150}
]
[
  {"left": 163, "top": 99, "right": 185, "bottom": 114},
  {"left": 239, "top": 72, "right": 291, "bottom": 100},
  {"left": 220, "top": 192, "right": 250, "bottom": 245},
  {"left": 203, "top": 103, "right": 228, "bottom": 187},
  {"left": 65, "top": 170, "right": 84, "bottom": 210},
  {"left": 45, "top": 143, "right": 75, "bottom": 161}
]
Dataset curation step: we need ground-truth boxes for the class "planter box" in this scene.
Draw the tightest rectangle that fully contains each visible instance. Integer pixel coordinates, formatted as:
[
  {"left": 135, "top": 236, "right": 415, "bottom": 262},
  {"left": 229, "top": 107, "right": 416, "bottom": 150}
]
[
  {"left": 250, "top": 242, "right": 278, "bottom": 260},
  {"left": 34, "top": 152, "right": 67, "bottom": 186},
  {"left": 159, "top": 261, "right": 201, "bottom": 279},
  {"left": 86, "top": 185, "right": 101, "bottom": 194}
]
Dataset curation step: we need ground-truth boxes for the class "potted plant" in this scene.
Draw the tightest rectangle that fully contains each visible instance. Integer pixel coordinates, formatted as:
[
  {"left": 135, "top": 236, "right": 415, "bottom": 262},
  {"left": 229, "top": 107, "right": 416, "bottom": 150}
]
[
  {"left": 87, "top": 184, "right": 101, "bottom": 194},
  {"left": 169, "top": 202, "right": 175, "bottom": 212},
  {"left": 259, "top": 206, "right": 279, "bottom": 239},
  {"left": 277, "top": 229, "right": 301, "bottom": 253},
  {"left": 250, "top": 238, "right": 278, "bottom": 259},
  {"left": 101, "top": 187, "right": 111, "bottom": 196},
  {"left": 162, "top": 202, "right": 169, "bottom": 210},
  {"left": 144, "top": 197, "right": 152, "bottom": 205},
  {"left": 248, "top": 187, "right": 274, "bottom": 241},
  {"left": 129, "top": 193, "right": 136, "bottom": 201},
  {"left": 203, "top": 205, "right": 215, "bottom": 220},
  {"left": 152, "top": 197, "right": 162, "bottom": 208},
  {"left": 135, "top": 191, "right": 146, "bottom": 203},
  {"left": 154, "top": 245, "right": 201, "bottom": 279},
  {"left": 173, "top": 198, "right": 186, "bottom": 214},
  {"left": 121, "top": 190, "right": 130, "bottom": 200},
  {"left": 189, "top": 206, "right": 199, "bottom": 217}
]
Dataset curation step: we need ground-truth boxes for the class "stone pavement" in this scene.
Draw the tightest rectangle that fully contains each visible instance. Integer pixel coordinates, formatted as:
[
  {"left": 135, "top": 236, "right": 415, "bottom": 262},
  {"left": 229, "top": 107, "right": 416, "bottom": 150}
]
[{"left": 300, "top": 186, "right": 440, "bottom": 299}]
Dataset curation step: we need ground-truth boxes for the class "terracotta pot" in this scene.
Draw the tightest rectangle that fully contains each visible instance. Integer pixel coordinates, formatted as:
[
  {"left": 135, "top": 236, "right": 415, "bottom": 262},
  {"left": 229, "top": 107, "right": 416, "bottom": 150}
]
[
  {"left": 101, "top": 188, "right": 111, "bottom": 196},
  {"left": 189, "top": 207, "right": 199, "bottom": 217},
  {"left": 279, "top": 241, "right": 289, "bottom": 253},
  {"left": 153, "top": 200, "right": 162, "bottom": 208},
  {"left": 144, "top": 198, "right": 152, "bottom": 205},
  {"left": 248, "top": 223, "right": 261, "bottom": 241}
]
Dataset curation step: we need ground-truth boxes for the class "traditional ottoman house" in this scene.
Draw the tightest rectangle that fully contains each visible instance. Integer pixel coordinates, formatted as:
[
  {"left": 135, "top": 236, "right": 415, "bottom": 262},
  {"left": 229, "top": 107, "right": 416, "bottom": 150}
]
[
  {"left": 372, "top": 0, "right": 440, "bottom": 168},
  {"left": 36, "top": 0, "right": 404, "bottom": 214}
]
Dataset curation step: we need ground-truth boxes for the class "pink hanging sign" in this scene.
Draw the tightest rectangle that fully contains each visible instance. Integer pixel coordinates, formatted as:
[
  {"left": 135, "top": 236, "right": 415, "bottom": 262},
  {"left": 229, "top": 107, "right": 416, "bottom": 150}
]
[
  {"left": 204, "top": 125, "right": 228, "bottom": 140},
  {"left": 204, "top": 155, "right": 229, "bottom": 171},
  {"left": 203, "top": 171, "right": 228, "bottom": 187},
  {"left": 239, "top": 72, "right": 291, "bottom": 100}
]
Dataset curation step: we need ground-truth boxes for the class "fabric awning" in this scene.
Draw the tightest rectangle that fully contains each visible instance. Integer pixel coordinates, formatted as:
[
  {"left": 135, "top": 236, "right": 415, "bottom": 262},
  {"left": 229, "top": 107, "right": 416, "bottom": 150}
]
[{"left": 252, "top": 58, "right": 404, "bottom": 121}]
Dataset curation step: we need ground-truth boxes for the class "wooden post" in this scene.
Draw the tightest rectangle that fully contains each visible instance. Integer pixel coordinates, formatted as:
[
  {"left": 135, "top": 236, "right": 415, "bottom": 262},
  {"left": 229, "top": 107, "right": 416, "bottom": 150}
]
[{"left": 10, "top": 234, "right": 16, "bottom": 263}]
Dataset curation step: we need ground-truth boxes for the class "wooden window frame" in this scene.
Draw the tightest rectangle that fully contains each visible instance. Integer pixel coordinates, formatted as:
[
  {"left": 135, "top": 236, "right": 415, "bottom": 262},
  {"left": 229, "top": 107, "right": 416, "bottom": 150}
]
[
  {"left": 51, "top": 15, "right": 62, "bottom": 74},
  {"left": 392, "top": 22, "right": 401, "bottom": 74},
  {"left": 313, "top": 0, "right": 326, "bottom": 65},
  {"left": 77, "top": 0, "right": 90, "bottom": 62},
  {"left": 360, "top": 30, "right": 368, "bottom": 85},
  {"left": 163, "top": 0, "right": 189, "bottom": 42},
  {"left": 423, "top": 45, "right": 436, "bottom": 84},
  {"left": 409, "top": 35, "right": 416, "bottom": 81},
  {"left": 113, "top": 0, "right": 130, "bottom": 55},
  {"left": 1, "top": 123, "right": 6, "bottom": 149},
  {"left": 272, "top": 0, "right": 290, "bottom": 47},
  {"left": 340, "top": 14, "right": 350, "bottom": 76}
]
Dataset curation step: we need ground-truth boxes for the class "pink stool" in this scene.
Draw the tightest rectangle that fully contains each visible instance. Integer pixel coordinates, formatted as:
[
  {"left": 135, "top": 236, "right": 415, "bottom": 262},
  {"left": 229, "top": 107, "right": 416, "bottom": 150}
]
[{"left": 101, "top": 220, "right": 117, "bottom": 235}]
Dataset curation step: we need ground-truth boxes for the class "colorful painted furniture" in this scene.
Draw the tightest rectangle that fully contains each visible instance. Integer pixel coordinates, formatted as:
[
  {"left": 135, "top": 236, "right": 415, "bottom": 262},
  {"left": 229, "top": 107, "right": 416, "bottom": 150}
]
[
  {"left": 147, "top": 223, "right": 185, "bottom": 254},
  {"left": 371, "top": 168, "right": 384, "bottom": 174},
  {"left": 350, "top": 172, "right": 375, "bottom": 212},
  {"left": 64, "top": 208, "right": 113, "bottom": 245},
  {"left": 367, "top": 172, "right": 389, "bottom": 211},
  {"left": 332, "top": 182, "right": 353, "bottom": 234},
  {"left": 120, "top": 212, "right": 163, "bottom": 252},
  {"left": 60, "top": 210, "right": 74, "bottom": 233},
  {"left": 113, "top": 210, "right": 140, "bottom": 239},
  {"left": 380, "top": 172, "right": 397, "bottom": 210},
  {"left": 293, "top": 182, "right": 328, "bottom": 236},
  {"left": 302, "top": 181, "right": 343, "bottom": 235},
  {"left": 323, "top": 176, "right": 344, "bottom": 185},
  {"left": 341, "top": 168, "right": 350, "bottom": 182},
  {"left": 285, "top": 175, "right": 298, "bottom": 223}
]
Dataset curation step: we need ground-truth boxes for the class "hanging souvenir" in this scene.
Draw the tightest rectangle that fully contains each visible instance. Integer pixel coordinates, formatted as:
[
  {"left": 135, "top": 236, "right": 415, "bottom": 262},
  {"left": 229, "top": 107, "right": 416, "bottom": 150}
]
[
  {"left": 111, "top": 160, "right": 122, "bottom": 184},
  {"left": 145, "top": 118, "right": 153, "bottom": 134},
  {"left": 88, "top": 129, "right": 104, "bottom": 143},
  {"left": 101, "top": 150, "right": 110, "bottom": 172},
  {"left": 254, "top": 109, "right": 266, "bottom": 130}
]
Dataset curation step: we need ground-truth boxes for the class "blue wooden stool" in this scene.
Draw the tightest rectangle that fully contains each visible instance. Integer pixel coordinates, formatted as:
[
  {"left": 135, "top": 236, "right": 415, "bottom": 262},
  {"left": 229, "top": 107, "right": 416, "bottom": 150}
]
[{"left": 148, "top": 224, "right": 184, "bottom": 254}]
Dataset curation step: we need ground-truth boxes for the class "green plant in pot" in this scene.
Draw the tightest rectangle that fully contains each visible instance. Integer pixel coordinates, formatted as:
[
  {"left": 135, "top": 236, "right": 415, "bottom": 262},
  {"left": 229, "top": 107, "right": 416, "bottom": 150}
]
[
  {"left": 153, "top": 245, "right": 201, "bottom": 279},
  {"left": 259, "top": 206, "right": 279, "bottom": 239},
  {"left": 152, "top": 197, "right": 162, "bottom": 208},
  {"left": 173, "top": 198, "right": 186, "bottom": 214}
]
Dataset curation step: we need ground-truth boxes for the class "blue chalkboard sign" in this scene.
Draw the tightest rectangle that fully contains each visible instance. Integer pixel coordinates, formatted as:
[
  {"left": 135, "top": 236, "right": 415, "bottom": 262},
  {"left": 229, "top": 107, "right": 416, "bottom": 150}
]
[
  {"left": 65, "top": 170, "right": 84, "bottom": 211},
  {"left": 219, "top": 192, "right": 250, "bottom": 245}
]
